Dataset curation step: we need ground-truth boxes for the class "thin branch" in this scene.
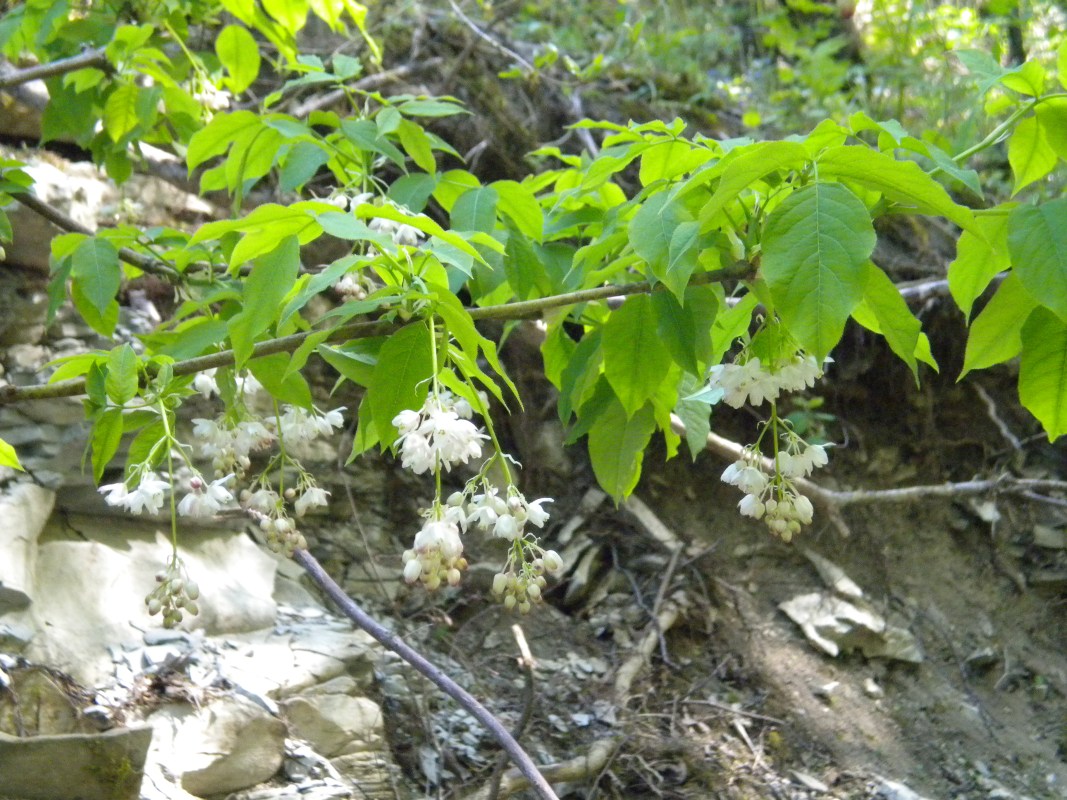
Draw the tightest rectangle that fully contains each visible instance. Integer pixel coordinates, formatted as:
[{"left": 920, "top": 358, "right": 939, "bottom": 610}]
[
  {"left": 463, "top": 738, "right": 620, "bottom": 800},
  {"left": 668, "top": 415, "right": 1067, "bottom": 534},
  {"left": 289, "top": 59, "right": 445, "bottom": 118},
  {"left": 0, "top": 264, "right": 753, "bottom": 406},
  {"left": 0, "top": 48, "right": 109, "bottom": 90},
  {"left": 291, "top": 549, "right": 560, "bottom": 800},
  {"left": 446, "top": 0, "right": 536, "bottom": 74},
  {"left": 13, "top": 192, "right": 181, "bottom": 282}
]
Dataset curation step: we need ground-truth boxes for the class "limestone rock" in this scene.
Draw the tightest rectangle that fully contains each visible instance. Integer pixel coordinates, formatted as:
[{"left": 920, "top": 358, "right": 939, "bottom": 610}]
[
  {"left": 21, "top": 517, "right": 277, "bottom": 685},
  {"left": 282, "top": 677, "right": 384, "bottom": 757},
  {"left": 0, "top": 725, "right": 152, "bottom": 800},
  {"left": 0, "top": 482, "right": 54, "bottom": 611},
  {"left": 145, "top": 695, "right": 286, "bottom": 798}
]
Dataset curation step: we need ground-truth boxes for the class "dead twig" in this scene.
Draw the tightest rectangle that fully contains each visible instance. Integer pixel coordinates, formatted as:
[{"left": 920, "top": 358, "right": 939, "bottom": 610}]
[{"left": 464, "top": 738, "right": 620, "bottom": 800}]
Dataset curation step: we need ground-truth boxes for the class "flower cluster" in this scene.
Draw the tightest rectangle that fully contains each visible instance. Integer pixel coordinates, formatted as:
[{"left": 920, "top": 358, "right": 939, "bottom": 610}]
[
  {"left": 192, "top": 417, "right": 274, "bottom": 477},
  {"left": 449, "top": 486, "right": 552, "bottom": 541},
  {"left": 99, "top": 472, "right": 170, "bottom": 515},
  {"left": 177, "top": 472, "right": 234, "bottom": 517},
  {"left": 491, "top": 548, "right": 563, "bottom": 613},
  {"left": 192, "top": 368, "right": 263, "bottom": 401},
  {"left": 402, "top": 515, "right": 468, "bottom": 590},
  {"left": 707, "top": 353, "right": 825, "bottom": 409},
  {"left": 392, "top": 392, "right": 487, "bottom": 475},
  {"left": 145, "top": 560, "right": 199, "bottom": 628},
  {"left": 720, "top": 440, "right": 828, "bottom": 541},
  {"left": 369, "top": 215, "right": 423, "bottom": 247}
]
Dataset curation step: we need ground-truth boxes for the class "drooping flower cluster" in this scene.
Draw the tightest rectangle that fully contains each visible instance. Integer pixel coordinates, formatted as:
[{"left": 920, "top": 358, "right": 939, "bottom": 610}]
[
  {"left": 706, "top": 353, "right": 825, "bottom": 409},
  {"left": 369, "top": 215, "right": 424, "bottom": 247},
  {"left": 402, "top": 515, "right": 468, "bottom": 590},
  {"left": 192, "top": 417, "right": 274, "bottom": 477},
  {"left": 720, "top": 439, "right": 829, "bottom": 541},
  {"left": 391, "top": 377, "right": 560, "bottom": 609},
  {"left": 177, "top": 472, "right": 234, "bottom": 517},
  {"left": 99, "top": 472, "right": 171, "bottom": 515},
  {"left": 392, "top": 392, "right": 487, "bottom": 475},
  {"left": 145, "top": 560, "right": 200, "bottom": 628}
]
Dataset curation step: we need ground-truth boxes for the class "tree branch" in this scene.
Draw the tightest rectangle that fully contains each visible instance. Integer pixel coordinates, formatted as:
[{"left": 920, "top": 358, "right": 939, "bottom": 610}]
[
  {"left": 13, "top": 192, "right": 181, "bottom": 282},
  {"left": 668, "top": 414, "right": 1067, "bottom": 535},
  {"left": 0, "top": 264, "right": 753, "bottom": 406},
  {"left": 0, "top": 48, "right": 109, "bottom": 90},
  {"left": 292, "top": 549, "right": 560, "bottom": 800}
]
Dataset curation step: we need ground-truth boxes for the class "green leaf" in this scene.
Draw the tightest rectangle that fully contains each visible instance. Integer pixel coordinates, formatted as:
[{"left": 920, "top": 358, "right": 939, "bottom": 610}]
[
  {"left": 389, "top": 174, "right": 437, "bottom": 212},
  {"left": 396, "top": 118, "right": 436, "bottom": 174},
  {"left": 318, "top": 339, "right": 382, "bottom": 388},
  {"left": 341, "top": 119, "right": 406, "bottom": 169},
  {"left": 280, "top": 141, "right": 329, "bottom": 191},
  {"left": 851, "top": 265, "right": 934, "bottom": 382},
  {"left": 639, "top": 138, "right": 707, "bottom": 185},
  {"left": 1008, "top": 116, "right": 1057, "bottom": 196},
  {"left": 697, "top": 141, "right": 810, "bottom": 226},
  {"left": 451, "top": 187, "right": 499, "bottom": 233},
  {"left": 602, "top": 294, "right": 672, "bottom": 417},
  {"left": 0, "top": 436, "right": 23, "bottom": 471},
  {"left": 1008, "top": 199, "right": 1067, "bottom": 323},
  {"left": 90, "top": 407, "right": 124, "bottom": 483},
  {"left": 629, "top": 193, "right": 693, "bottom": 289},
  {"left": 1059, "top": 39, "right": 1067, "bottom": 90},
  {"left": 71, "top": 237, "right": 121, "bottom": 317},
  {"left": 187, "top": 111, "right": 261, "bottom": 170},
  {"left": 227, "top": 236, "right": 301, "bottom": 367},
  {"left": 650, "top": 286, "right": 717, "bottom": 375},
  {"left": 217, "top": 24, "right": 261, "bottom": 93},
  {"left": 948, "top": 209, "right": 1011, "bottom": 318},
  {"left": 398, "top": 98, "right": 470, "bottom": 118},
  {"left": 1035, "top": 98, "right": 1067, "bottom": 161},
  {"left": 675, "top": 372, "right": 711, "bottom": 461},
  {"left": 588, "top": 395, "right": 656, "bottom": 500},
  {"left": 105, "top": 344, "right": 139, "bottom": 405},
  {"left": 249, "top": 352, "right": 313, "bottom": 407},
  {"left": 493, "top": 180, "right": 543, "bottom": 242},
  {"left": 816, "top": 146, "right": 976, "bottom": 232},
  {"left": 126, "top": 420, "right": 166, "bottom": 472},
  {"left": 369, "top": 322, "right": 433, "bottom": 447},
  {"left": 960, "top": 272, "right": 1037, "bottom": 378},
  {"left": 762, "top": 183, "right": 874, "bottom": 360},
  {"left": 1020, "top": 307, "right": 1067, "bottom": 440},
  {"left": 664, "top": 221, "right": 700, "bottom": 301},
  {"left": 103, "top": 83, "right": 141, "bottom": 142}
]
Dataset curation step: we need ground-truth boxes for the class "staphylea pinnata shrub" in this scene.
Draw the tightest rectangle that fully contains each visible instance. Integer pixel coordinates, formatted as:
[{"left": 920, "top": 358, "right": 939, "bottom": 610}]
[{"left": 1, "top": 2, "right": 1067, "bottom": 628}]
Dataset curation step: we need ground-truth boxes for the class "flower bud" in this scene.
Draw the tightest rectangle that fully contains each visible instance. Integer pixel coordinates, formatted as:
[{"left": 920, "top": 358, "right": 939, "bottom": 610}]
[
  {"left": 504, "top": 594, "right": 516, "bottom": 610},
  {"left": 425, "top": 572, "right": 441, "bottom": 591},
  {"left": 284, "top": 488, "right": 296, "bottom": 501},
  {"left": 543, "top": 550, "right": 563, "bottom": 573},
  {"left": 185, "top": 581, "right": 200, "bottom": 600},
  {"left": 492, "top": 573, "right": 508, "bottom": 595},
  {"left": 447, "top": 568, "right": 462, "bottom": 586},
  {"left": 147, "top": 598, "right": 162, "bottom": 615},
  {"left": 184, "top": 601, "right": 199, "bottom": 616},
  {"left": 518, "top": 601, "right": 532, "bottom": 614},
  {"left": 526, "top": 583, "right": 541, "bottom": 600},
  {"left": 403, "top": 559, "right": 423, "bottom": 583}
]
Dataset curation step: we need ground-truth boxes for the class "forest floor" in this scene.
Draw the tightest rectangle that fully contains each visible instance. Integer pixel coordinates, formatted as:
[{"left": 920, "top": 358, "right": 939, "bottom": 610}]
[{"left": 306, "top": 335, "right": 1067, "bottom": 800}]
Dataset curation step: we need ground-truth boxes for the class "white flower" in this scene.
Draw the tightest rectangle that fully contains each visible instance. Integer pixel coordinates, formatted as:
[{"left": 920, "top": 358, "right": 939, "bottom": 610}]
[
  {"left": 178, "top": 474, "right": 233, "bottom": 517},
  {"left": 414, "top": 519, "right": 463, "bottom": 560},
  {"left": 124, "top": 473, "right": 170, "bottom": 515},
  {"left": 99, "top": 481, "right": 129, "bottom": 507},
  {"left": 193, "top": 369, "right": 219, "bottom": 399},
  {"left": 493, "top": 513, "right": 520, "bottom": 540},
  {"left": 295, "top": 486, "right": 330, "bottom": 517},
  {"left": 244, "top": 488, "right": 280, "bottom": 514},
  {"left": 234, "top": 420, "right": 274, "bottom": 457},
  {"left": 804, "top": 443, "right": 829, "bottom": 471},
  {"left": 393, "top": 223, "right": 422, "bottom": 246},
  {"left": 399, "top": 433, "right": 436, "bottom": 474},
  {"left": 793, "top": 494, "right": 814, "bottom": 525},
  {"left": 393, "top": 409, "right": 421, "bottom": 435},
  {"left": 524, "top": 497, "right": 552, "bottom": 528},
  {"left": 315, "top": 407, "right": 346, "bottom": 437},
  {"left": 738, "top": 494, "right": 765, "bottom": 519}
]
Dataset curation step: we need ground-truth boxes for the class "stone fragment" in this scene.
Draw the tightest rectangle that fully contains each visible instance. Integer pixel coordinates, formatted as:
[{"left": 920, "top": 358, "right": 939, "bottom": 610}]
[
  {"left": 779, "top": 592, "right": 922, "bottom": 663},
  {"left": 0, "top": 482, "right": 55, "bottom": 610},
  {"left": 144, "top": 694, "right": 286, "bottom": 797},
  {"left": 282, "top": 689, "right": 384, "bottom": 757},
  {"left": 0, "top": 725, "right": 152, "bottom": 800}
]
